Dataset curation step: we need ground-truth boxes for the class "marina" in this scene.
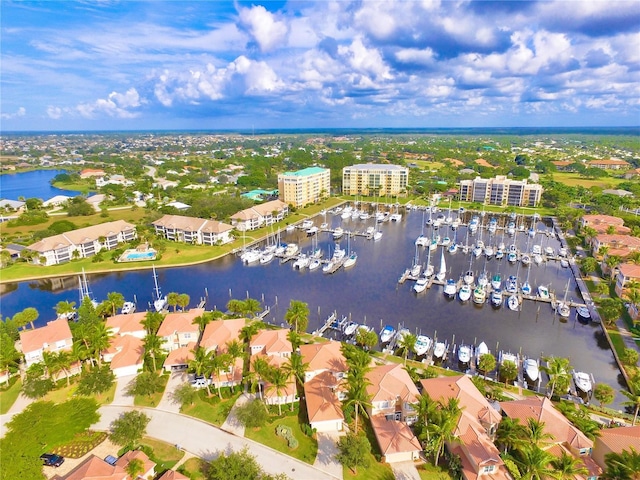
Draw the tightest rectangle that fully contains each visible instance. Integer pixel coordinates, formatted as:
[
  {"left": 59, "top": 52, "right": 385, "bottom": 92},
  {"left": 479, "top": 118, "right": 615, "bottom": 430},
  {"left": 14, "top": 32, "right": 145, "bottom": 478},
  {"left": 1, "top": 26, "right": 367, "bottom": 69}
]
[{"left": 0, "top": 203, "right": 627, "bottom": 406}]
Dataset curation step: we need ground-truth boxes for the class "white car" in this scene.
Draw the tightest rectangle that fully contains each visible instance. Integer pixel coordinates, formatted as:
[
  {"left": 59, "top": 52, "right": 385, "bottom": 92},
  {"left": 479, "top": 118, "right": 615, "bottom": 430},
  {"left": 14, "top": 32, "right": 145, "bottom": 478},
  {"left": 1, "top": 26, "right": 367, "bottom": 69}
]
[{"left": 191, "top": 376, "right": 209, "bottom": 389}]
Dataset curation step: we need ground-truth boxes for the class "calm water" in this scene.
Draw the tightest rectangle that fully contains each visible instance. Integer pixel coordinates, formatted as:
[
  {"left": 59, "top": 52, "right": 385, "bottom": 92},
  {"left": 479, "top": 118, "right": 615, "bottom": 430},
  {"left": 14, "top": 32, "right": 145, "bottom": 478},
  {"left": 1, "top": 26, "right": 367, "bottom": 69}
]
[
  {"left": 0, "top": 206, "right": 628, "bottom": 406},
  {"left": 0, "top": 169, "right": 82, "bottom": 200}
]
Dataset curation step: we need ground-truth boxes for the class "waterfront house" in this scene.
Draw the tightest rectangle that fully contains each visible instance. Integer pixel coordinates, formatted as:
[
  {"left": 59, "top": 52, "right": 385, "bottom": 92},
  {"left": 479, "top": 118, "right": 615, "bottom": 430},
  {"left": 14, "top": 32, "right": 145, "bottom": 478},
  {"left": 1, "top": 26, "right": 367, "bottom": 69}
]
[
  {"left": 26, "top": 220, "right": 137, "bottom": 266},
  {"left": 250, "top": 328, "right": 296, "bottom": 407},
  {"left": 105, "top": 312, "right": 147, "bottom": 339},
  {"left": 80, "top": 168, "right": 105, "bottom": 178},
  {"left": 366, "top": 363, "right": 419, "bottom": 424},
  {"left": 591, "top": 425, "right": 640, "bottom": 472},
  {"left": 152, "top": 214, "right": 233, "bottom": 246},
  {"left": 102, "top": 335, "right": 145, "bottom": 378},
  {"left": 370, "top": 414, "right": 422, "bottom": 463},
  {"left": 591, "top": 234, "right": 640, "bottom": 257},
  {"left": 299, "top": 340, "right": 347, "bottom": 383},
  {"left": 420, "top": 375, "right": 507, "bottom": 479},
  {"left": 157, "top": 308, "right": 203, "bottom": 351},
  {"left": 580, "top": 214, "right": 630, "bottom": 235},
  {"left": 614, "top": 263, "right": 640, "bottom": 299},
  {"left": 278, "top": 166, "right": 331, "bottom": 207},
  {"left": 229, "top": 199, "right": 289, "bottom": 232},
  {"left": 304, "top": 370, "right": 345, "bottom": 432},
  {"left": 199, "top": 318, "right": 246, "bottom": 389},
  {"left": 0, "top": 199, "right": 26, "bottom": 213},
  {"left": 500, "top": 396, "right": 602, "bottom": 479},
  {"left": 19, "top": 318, "right": 73, "bottom": 367},
  {"left": 163, "top": 343, "right": 195, "bottom": 372},
  {"left": 42, "top": 195, "right": 72, "bottom": 208}
]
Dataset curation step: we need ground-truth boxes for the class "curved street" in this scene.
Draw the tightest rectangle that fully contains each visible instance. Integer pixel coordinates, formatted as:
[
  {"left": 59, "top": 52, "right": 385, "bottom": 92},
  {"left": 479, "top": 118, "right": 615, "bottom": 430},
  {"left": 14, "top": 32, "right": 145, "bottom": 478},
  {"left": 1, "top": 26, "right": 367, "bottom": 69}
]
[{"left": 93, "top": 405, "right": 340, "bottom": 480}]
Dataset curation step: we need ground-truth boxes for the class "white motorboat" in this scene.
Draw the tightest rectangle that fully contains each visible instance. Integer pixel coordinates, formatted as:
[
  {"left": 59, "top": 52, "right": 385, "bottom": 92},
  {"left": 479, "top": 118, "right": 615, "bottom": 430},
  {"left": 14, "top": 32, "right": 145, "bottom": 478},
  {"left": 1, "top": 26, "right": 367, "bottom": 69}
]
[
  {"left": 308, "top": 258, "right": 322, "bottom": 271},
  {"left": 521, "top": 254, "right": 531, "bottom": 266},
  {"left": 301, "top": 219, "right": 314, "bottom": 229},
  {"left": 322, "top": 261, "right": 335, "bottom": 273},
  {"left": 533, "top": 254, "right": 543, "bottom": 265},
  {"left": 284, "top": 243, "right": 299, "bottom": 256},
  {"left": 491, "top": 274, "right": 502, "bottom": 290},
  {"left": 506, "top": 275, "right": 518, "bottom": 294},
  {"left": 443, "top": 279, "right": 457, "bottom": 297},
  {"left": 495, "top": 250, "right": 504, "bottom": 260},
  {"left": 576, "top": 305, "right": 591, "bottom": 323},
  {"left": 545, "top": 246, "right": 554, "bottom": 256},
  {"left": 476, "top": 341, "right": 489, "bottom": 365},
  {"left": 451, "top": 218, "right": 460, "bottom": 229},
  {"left": 507, "top": 251, "right": 517, "bottom": 263},
  {"left": 121, "top": 301, "right": 136, "bottom": 314},
  {"left": 306, "top": 226, "right": 319, "bottom": 236},
  {"left": 478, "top": 271, "right": 488, "bottom": 287},
  {"left": 491, "top": 289, "right": 503, "bottom": 307},
  {"left": 241, "top": 249, "right": 261, "bottom": 264},
  {"left": 468, "top": 216, "right": 479, "bottom": 234},
  {"left": 429, "top": 237, "right": 438, "bottom": 251},
  {"left": 458, "top": 344, "right": 471, "bottom": 364},
  {"left": 448, "top": 243, "right": 458, "bottom": 254},
  {"left": 558, "top": 247, "right": 568, "bottom": 257},
  {"left": 343, "top": 321, "right": 358, "bottom": 336},
  {"left": 556, "top": 302, "right": 571, "bottom": 318},
  {"left": 286, "top": 225, "right": 296, "bottom": 232},
  {"left": 524, "top": 358, "right": 539, "bottom": 383},
  {"left": 432, "top": 341, "right": 446, "bottom": 360},
  {"left": 507, "top": 295, "right": 519, "bottom": 311},
  {"left": 473, "top": 244, "right": 483, "bottom": 257},
  {"left": 473, "top": 286, "right": 486, "bottom": 304},
  {"left": 359, "top": 212, "right": 371, "bottom": 220},
  {"left": 463, "top": 270, "right": 474, "bottom": 285},
  {"left": 333, "top": 227, "right": 344, "bottom": 239},
  {"left": 414, "top": 275, "right": 429, "bottom": 293},
  {"left": 410, "top": 260, "right": 422, "bottom": 278},
  {"left": 259, "top": 252, "right": 274, "bottom": 264},
  {"left": 380, "top": 325, "right": 396, "bottom": 344},
  {"left": 507, "top": 222, "right": 516, "bottom": 236},
  {"left": 415, "top": 235, "right": 428, "bottom": 247},
  {"left": 528, "top": 227, "right": 536, "bottom": 238},
  {"left": 373, "top": 230, "right": 383, "bottom": 241},
  {"left": 293, "top": 255, "right": 310, "bottom": 269},
  {"left": 414, "top": 335, "right": 432, "bottom": 356},
  {"left": 560, "top": 258, "right": 569, "bottom": 268},
  {"left": 390, "top": 212, "right": 402, "bottom": 222},
  {"left": 488, "top": 218, "right": 498, "bottom": 234},
  {"left": 532, "top": 244, "right": 542, "bottom": 255},
  {"left": 538, "top": 285, "right": 550, "bottom": 299},
  {"left": 457, "top": 284, "right": 470, "bottom": 302},
  {"left": 572, "top": 370, "right": 593, "bottom": 394},
  {"left": 343, "top": 251, "right": 357, "bottom": 269},
  {"left": 484, "top": 245, "right": 494, "bottom": 258},
  {"left": 332, "top": 244, "right": 346, "bottom": 261}
]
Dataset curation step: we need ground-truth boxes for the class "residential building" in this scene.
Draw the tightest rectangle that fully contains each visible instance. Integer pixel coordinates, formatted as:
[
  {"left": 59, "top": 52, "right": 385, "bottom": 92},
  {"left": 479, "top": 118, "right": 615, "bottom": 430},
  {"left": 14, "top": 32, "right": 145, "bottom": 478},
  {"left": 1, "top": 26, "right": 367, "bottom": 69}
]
[
  {"left": 278, "top": 166, "right": 331, "bottom": 207},
  {"left": 115, "top": 450, "right": 156, "bottom": 479},
  {"left": 19, "top": 319, "right": 73, "bottom": 367},
  {"left": 342, "top": 164, "right": 408, "bottom": 197},
  {"left": 615, "top": 263, "right": 640, "bottom": 298},
  {"left": 27, "top": 220, "right": 137, "bottom": 266},
  {"left": 230, "top": 199, "right": 289, "bottom": 231},
  {"left": 591, "top": 234, "right": 640, "bottom": 257},
  {"left": 102, "top": 335, "right": 145, "bottom": 377},
  {"left": 52, "top": 450, "right": 155, "bottom": 480},
  {"left": 106, "top": 312, "right": 147, "bottom": 339},
  {"left": 592, "top": 425, "right": 640, "bottom": 471},
  {"left": 42, "top": 195, "right": 72, "bottom": 208},
  {"left": 299, "top": 340, "right": 347, "bottom": 383},
  {"left": 588, "top": 159, "right": 630, "bottom": 170},
  {"left": 420, "top": 375, "right": 507, "bottom": 479},
  {"left": 250, "top": 328, "right": 296, "bottom": 406},
  {"left": 200, "top": 318, "right": 246, "bottom": 389},
  {"left": 79, "top": 168, "right": 106, "bottom": 178},
  {"left": 157, "top": 308, "right": 204, "bottom": 351},
  {"left": 366, "top": 363, "right": 419, "bottom": 424},
  {"left": 581, "top": 214, "right": 630, "bottom": 235},
  {"left": 369, "top": 415, "right": 422, "bottom": 463},
  {"left": 163, "top": 343, "right": 195, "bottom": 372},
  {"left": 304, "top": 370, "right": 345, "bottom": 432},
  {"left": 458, "top": 175, "right": 543, "bottom": 207},
  {"left": 0, "top": 199, "right": 26, "bottom": 212},
  {"left": 157, "top": 471, "right": 189, "bottom": 480},
  {"left": 501, "top": 396, "right": 602, "bottom": 479},
  {"left": 152, "top": 214, "right": 233, "bottom": 246}
]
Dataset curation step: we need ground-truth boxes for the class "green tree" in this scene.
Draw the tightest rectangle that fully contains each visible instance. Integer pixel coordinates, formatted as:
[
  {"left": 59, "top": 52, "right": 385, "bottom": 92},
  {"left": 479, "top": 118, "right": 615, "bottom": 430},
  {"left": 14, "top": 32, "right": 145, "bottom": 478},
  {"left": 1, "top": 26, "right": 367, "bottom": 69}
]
[
  {"left": 622, "top": 348, "right": 639, "bottom": 367},
  {"left": 621, "top": 384, "right": 640, "bottom": 426},
  {"left": 109, "top": 410, "right": 150, "bottom": 448},
  {"left": 126, "top": 458, "right": 145, "bottom": 479},
  {"left": 76, "top": 365, "right": 115, "bottom": 396},
  {"left": 580, "top": 256, "right": 599, "bottom": 275},
  {"left": 143, "top": 333, "right": 163, "bottom": 372},
  {"left": 243, "top": 298, "right": 262, "bottom": 318},
  {"left": 510, "top": 444, "right": 557, "bottom": 480},
  {"left": 341, "top": 345, "right": 372, "bottom": 432},
  {"left": 235, "top": 398, "right": 269, "bottom": 429},
  {"left": 265, "top": 365, "right": 290, "bottom": 415},
  {"left": 167, "top": 292, "right": 180, "bottom": 312},
  {"left": 102, "top": 292, "right": 125, "bottom": 317},
  {"left": 500, "top": 360, "right": 518, "bottom": 387},
  {"left": 283, "top": 352, "right": 308, "bottom": 410},
  {"left": 0, "top": 332, "right": 21, "bottom": 372},
  {"left": 336, "top": 432, "right": 371, "bottom": 474},
  {"left": 355, "top": 328, "right": 378, "bottom": 350},
  {"left": 126, "top": 371, "right": 164, "bottom": 398},
  {"left": 495, "top": 417, "right": 526, "bottom": 454},
  {"left": 54, "top": 300, "right": 76, "bottom": 319},
  {"left": 172, "top": 383, "right": 198, "bottom": 408},
  {"left": 542, "top": 356, "right": 572, "bottom": 398},
  {"left": 284, "top": 300, "right": 309, "bottom": 334},
  {"left": 204, "top": 447, "right": 270, "bottom": 480},
  {"left": 396, "top": 332, "right": 417, "bottom": 365},
  {"left": 189, "top": 347, "right": 214, "bottom": 396},
  {"left": 252, "top": 356, "right": 271, "bottom": 401},
  {"left": 601, "top": 447, "right": 640, "bottom": 480},
  {"left": 141, "top": 311, "right": 163, "bottom": 336},
  {"left": 478, "top": 353, "right": 497, "bottom": 377},
  {"left": 13, "top": 307, "right": 39, "bottom": 330},
  {"left": 211, "top": 353, "right": 232, "bottom": 399},
  {"left": 524, "top": 418, "right": 553, "bottom": 448},
  {"left": 177, "top": 293, "right": 190, "bottom": 311},
  {"left": 193, "top": 311, "right": 215, "bottom": 333},
  {"left": 226, "top": 299, "right": 245, "bottom": 317},
  {"left": 593, "top": 383, "right": 615, "bottom": 408}
]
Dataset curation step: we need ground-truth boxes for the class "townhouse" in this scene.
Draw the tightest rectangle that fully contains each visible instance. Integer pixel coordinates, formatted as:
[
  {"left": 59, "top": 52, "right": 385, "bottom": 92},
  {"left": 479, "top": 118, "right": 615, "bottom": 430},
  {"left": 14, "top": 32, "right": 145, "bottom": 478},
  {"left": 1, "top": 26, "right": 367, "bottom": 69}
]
[
  {"left": 581, "top": 214, "right": 630, "bottom": 235},
  {"left": 152, "top": 214, "right": 233, "bottom": 246},
  {"left": 200, "top": 318, "right": 246, "bottom": 389},
  {"left": 19, "top": 319, "right": 74, "bottom": 367},
  {"left": 249, "top": 328, "right": 296, "bottom": 406},
  {"left": 229, "top": 199, "right": 289, "bottom": 232},
  {"left": 157, "top": 309, "right": 203, "bottom": 352},
  {"left": 591, "top": 425, "right": 640, "bottom": 473}
]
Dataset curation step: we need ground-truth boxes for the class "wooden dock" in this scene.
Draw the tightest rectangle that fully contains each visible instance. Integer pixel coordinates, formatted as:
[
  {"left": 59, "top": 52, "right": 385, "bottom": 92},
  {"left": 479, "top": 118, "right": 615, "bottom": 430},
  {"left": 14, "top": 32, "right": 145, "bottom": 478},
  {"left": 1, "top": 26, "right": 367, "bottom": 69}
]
[{"left": 313, "top": 311, "right": 337, "bottom": 337}]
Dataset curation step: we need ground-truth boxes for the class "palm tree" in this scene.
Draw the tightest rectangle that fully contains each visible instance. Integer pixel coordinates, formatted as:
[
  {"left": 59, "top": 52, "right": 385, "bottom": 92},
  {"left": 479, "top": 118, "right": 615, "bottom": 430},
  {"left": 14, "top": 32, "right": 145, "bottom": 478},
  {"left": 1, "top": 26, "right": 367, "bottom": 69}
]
[
  {"left": 104, "top": 292, "right": 125, "bottom": 316},
  {"left": 177, "top": 293, "right": 190, "bottom": 311},
  {"left": 397, "top": 332, "right": 417, "bottom": 365},
  {"left": 621, "top": 384, "right": 640, "bottom": 426},
  {"left": 167, "top": 292, "right": 180, "bottom": 311},
  {"left": 477, "top": 353, "right": 497, "bottom": 377},
  {"left": 284, "top": 300, "right": 309, "bottom": 334},
  {"left": 524, "top": 418, "right": 553, "bottom": 448},
  {"left": 628, "top": 251, "right": 640, "bottom": 265},
  {"left": 54, "top": 300, "right": 76, "bottom": 319},
  {"left": 601, "top": 447, "right": 640, "bottom": 480},
  {"left": 210, "top": 353, "right": 232, "bottom": 399},
  {"left": 252, "top": 356, "right": 271, "bottom": 401},
  {"left": 143, "top": 333, "right": 163, "bottom": 372},
  {"left": 604, "top": 254, "right": 622, "bottom": 280},
  {"left": 512, "top": 444, "right": 557, "bottom": 480},
  {"left": 266, "top": 365, "right": 290, "bottom": 416},
  {"left": 500, "top": 360, "right": 518, "bottom": 387},
  {"left": 541, "top": 356, "right": 571, "bottom": 398},
  {"left": 598, "top": 245, "right": 610, "bottom": 259},
  {"left": 579, "top": 256, "right": 599, "bottom": 276},
  {"left": 43, "top": 351, "right": 64, "bottom": 381},
  {"left": 495, "top": 417, "right": 526, "bottom": 453},
  {"left": 189, "top": 347, "right": 214, "bottom": 396},
  {"left": 283, "top": 352, "right": 309, "bottom": 410},
  {"left": 343, "top": 374, "right": 372, "bottom": 433},
  {"left": 226, "top": 299, "right": 245, "bottom": 317},
  {"left": 240, "top": 322, "right": 261, "bottom": 344},
  {"left": 429, "top": 398, "right": 462, "bottom": 466},
  {"left": 141, "top": 311, "right": 163, "bottom": 336},
  {"left": 242, "top": 298, "right": 262, "bottom": 318},
  {"left": 88, "top": 322, "right": 112, "bottom": 366}
]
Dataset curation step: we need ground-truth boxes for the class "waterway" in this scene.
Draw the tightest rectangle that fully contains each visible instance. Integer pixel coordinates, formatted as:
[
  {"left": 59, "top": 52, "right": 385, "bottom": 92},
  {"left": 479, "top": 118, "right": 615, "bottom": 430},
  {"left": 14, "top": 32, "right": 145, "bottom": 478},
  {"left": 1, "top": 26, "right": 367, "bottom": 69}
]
[
  {"left": 0, "top": 169, "right": 82, "bottom": 200},
  {"left": 0, "top": 205, "right": 628, "bottom": 407}
]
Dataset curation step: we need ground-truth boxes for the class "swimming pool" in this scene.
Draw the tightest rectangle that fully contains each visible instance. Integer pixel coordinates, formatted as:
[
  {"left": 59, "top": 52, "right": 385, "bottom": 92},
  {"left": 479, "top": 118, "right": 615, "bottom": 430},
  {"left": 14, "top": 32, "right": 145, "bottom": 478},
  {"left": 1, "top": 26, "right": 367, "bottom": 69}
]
[{"left": 118, "top": 249, "right": 157, "bottom": 262}]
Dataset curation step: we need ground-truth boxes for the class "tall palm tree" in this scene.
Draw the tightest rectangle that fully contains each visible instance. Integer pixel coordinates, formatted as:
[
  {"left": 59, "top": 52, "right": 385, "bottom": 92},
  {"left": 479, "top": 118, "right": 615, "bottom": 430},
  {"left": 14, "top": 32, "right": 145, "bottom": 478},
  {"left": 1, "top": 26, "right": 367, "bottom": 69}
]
[
  {"left": 283, "top": 352, "right": 309, "bottom": 410},
  {"left": 284, "top": 300, "right": 309, "bottom": 334},
  {"left": 240, "top": 322, "right": 261, "bottom": 344},
  {"left": 105, "top": 292, "right": 125, "bottom": 316},
  {"left": 541, "top": 356, "right": 572, "bottom": 398},
  {"left": 177, "top": 293, "right": 190, "bottom": 311},
  {"left": 141, "top": 311, "right": 163, "bottom": 336},
  {"left": 226, "top": 299, "right": 245, "bottom": 317},
  {"left": 189, "top": 347, "right": 214, "bottom": 396},
  {"left": 210, "top": 353, "right": 232, "bottom": 399},
  {"left": 167, "top": 292, "right": 180, "bottom": 311},
  {"left": 621, "top": 385, "right": 640, "bottom": 426},
  {"left": 266, "top": 365, "right": 290, "bottom": 416},
  {"left": 500, "top": 360, "right": 518, "bottom": 387},
  {"left": 512, "top": 444, "right": 557, "bottom": 480},
  {"left": 252, "top": 356, "right": 270, "bottom": 401},
  {"left": 54, "top": 300, "right": 76, "bottom": 319},
  {"left": 601, "top": 447, "right": 640, "bottom": 480},
  {"left": 524, "top": 418, "right": 553, "bottom": 448},
  {"left": 43, "top": 351, "right": 64, "bottom": 381},
  {"left": 192, "top": 311, "right": 214, "bottom": 334},
  {"left": 242, "top": 298, "right": 262, "bottom": 318},
  {"left": 88, "top": 322, "right": 112, "bottom": 366},
  {"left": 495, "top": 417, "right": 526, "bottom": 453},
  {"left": 428, "top": 398, "right": 462, "bottom": 466},
  {"left": 343, "top": 374, "right": 372, "bottom": 433},
  {"left": 397, "top": 332, "right": 417, "bottom": 365},
  {"left": 551, "top": 451, "right": 588, "bottom": 479},
  {"left": 143, "top": 333, "right": 163, "bottom": 372}
]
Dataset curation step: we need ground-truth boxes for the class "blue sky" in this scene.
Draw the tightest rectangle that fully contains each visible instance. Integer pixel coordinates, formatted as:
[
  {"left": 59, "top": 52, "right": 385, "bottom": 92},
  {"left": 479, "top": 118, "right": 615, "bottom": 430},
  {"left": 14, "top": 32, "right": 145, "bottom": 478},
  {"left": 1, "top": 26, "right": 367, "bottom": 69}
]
[{"left": 2, "top": 1, "right": 639, "bottom": 131}]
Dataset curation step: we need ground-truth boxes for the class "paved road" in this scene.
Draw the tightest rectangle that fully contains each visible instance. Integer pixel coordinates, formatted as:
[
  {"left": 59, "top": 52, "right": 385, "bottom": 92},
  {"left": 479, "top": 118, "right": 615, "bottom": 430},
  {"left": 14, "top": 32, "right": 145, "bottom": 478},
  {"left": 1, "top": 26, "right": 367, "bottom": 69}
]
[
  {"left": 0, "top": 392, "right": 34, "bottom": 438},
  {"left": 94, "top": 406, "right": 339, "bottom": 480}
]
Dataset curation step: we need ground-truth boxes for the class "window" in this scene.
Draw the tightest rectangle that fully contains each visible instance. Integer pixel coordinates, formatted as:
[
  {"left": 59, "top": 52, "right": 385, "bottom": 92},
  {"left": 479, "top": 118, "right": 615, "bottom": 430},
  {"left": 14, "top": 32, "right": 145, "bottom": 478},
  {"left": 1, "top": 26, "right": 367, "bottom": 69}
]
[{"left": 482, "top": 465, "right": 495, "bottom": 473}]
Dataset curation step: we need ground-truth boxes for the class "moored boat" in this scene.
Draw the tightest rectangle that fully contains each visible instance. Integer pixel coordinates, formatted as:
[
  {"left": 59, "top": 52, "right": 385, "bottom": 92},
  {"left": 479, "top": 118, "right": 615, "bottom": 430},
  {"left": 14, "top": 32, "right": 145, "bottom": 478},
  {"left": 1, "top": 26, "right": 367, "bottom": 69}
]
[
  {"left": 473, "top": 285, "right": 486, "bottom": 304},
  {"left": 491, "top": 274, "right": 502, "bottom": 290},
  {"left": 507, "top": 294, "right": 519, "bottom": 311},
  {"left": 259, "top": 252, "right": 274, "bottom": 264},
  {"left": 414, "top": 335, "right": 432, "bottom": 356},
  {"left": 458, "top": 284, "right": 472, "bottom": 302},
  {"left": 524, "top": 358, "right": 539, "bottom": 383},
  {"left": 414, "top": 275, "right": 429, "bottom": 293},
  {"left": 121, "top": 301, "right": 136, "bottom": 314},
  {"left": 380, "top": 325, "right": 396, "bottom": 344},
  {"left": 576, "top": 305, "right": 591, "bottom": 323},
  {"left": 572, "top": 370, "right": 593, "bottom": 394},
  {"left": 333, "top": 227, "right": 344, "bottom": 239},
  {"left": 538, "top": 285, "right": 550, "bottom": 299},
  {"left": 443, "top": 279, "right": 457, "bottom": 297},
  {"left": 343, "top": 321, "right": 358, "bottom": 336},
  {"left": 458, "top": 344, "right": 471, "bottom": 364},
  {"left": 432, "top": 341, "right": 446, "bottom": 360},
  {"left": 343, "top": 251, "right": 357, "bottom": 269},
  {"left": 476, "top": 341, "right": 489, "bottom": 365},
  {"left": 463, "top": 270, "right": 474, "bottom": 285},
  {"left": 308, "top": 258, "right": 321, "bottom": 271},
  {"left": 491, "top": 289, "right": 503, "bottom": 307},
  {"left": 556, "top": 302, "right": 570, "bottom": 318}
]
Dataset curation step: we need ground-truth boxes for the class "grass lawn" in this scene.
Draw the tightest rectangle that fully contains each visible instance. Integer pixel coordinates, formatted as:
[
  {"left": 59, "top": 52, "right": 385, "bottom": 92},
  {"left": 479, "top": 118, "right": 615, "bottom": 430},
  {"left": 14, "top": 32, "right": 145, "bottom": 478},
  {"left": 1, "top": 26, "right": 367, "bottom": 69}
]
[
  {"left": 416, "top": 463, "right": 453, "bottom": 479},
  {"left": 179, "top": 457, "right": 206, "bottom": 480},
  {"left": 0, "top": 378, "right": 22, "bottom": 414},
  {"left": 44, "top": 382, "right": 77, "bottom": 403},
  {"left": 244, "top": 410, "right": 318, "bottom": 465},
  {"left": 550, "top": 172, "right": 626, "bottom": 189},
  {"left": 134, "top": 374, "right": 170, "bottom": 407},
  {"left": 180, "top": 390, "right": 241, "bottom": 426},
  {"left": 139, "top": 436, "right": 185, "bottom": 471},
  {"left": 93, "top": 381, "right": 117, "bottom": 405}
]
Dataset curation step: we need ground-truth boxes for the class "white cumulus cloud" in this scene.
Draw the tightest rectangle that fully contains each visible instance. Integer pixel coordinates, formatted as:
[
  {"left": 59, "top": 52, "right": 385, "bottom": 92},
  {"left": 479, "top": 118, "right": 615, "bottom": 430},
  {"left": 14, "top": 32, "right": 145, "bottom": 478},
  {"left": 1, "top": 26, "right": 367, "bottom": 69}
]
[
  {"left": 1, "top": 106, "right": 26, "bottom": 119},
  {"left": 239, "top": 5, "right": 288, "bottom": 52}
]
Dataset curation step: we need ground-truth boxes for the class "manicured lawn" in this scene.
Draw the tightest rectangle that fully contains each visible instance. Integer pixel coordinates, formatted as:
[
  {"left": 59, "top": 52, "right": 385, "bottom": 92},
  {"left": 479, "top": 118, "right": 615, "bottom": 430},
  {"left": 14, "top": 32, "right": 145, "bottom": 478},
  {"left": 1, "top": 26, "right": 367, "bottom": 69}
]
[
  {"left": 550, "top": 172, "right": 626, "bottom": 189},
  {"left": 93, "top": 381, "right": 117, "bottom": 405},
  {"left": 244, "top": 410, "right": 318, "bottom": 465},
  {"left": 416, "top": 462, "right": 453, "bottom": 479},
  {"left": 180, "top": 390, "right": 241, "bottom": 426},
  {"left": 342, "top": 452, "right": 394, "bottom": 480},
  {"left": 44, "top": 382, "right": 77, "bottom": 403},
  {"left": 0, "top": 378, "right": 22, "bottom": 414},
  {"left": 179, "top": 457, "right": 206, "bottom": 480},
  {"left": 139, "top": 436, "right": 185, "bottom": 471},
  {"left": 134, "top": 374, "right": 169, "bottom": 407}
]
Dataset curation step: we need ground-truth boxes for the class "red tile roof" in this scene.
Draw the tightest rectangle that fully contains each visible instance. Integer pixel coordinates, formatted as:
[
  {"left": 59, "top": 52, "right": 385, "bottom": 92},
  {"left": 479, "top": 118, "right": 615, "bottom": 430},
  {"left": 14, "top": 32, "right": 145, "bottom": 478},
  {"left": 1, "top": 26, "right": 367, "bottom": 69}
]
[
  {"left": 157, "top": 309, "right": 204, "bottom": 337},
  {"left": 19, "top": 319, "right": 72, "bottom": 354},
  {"left": 370, "top": 415, "right": 422, "bottom": 456}
]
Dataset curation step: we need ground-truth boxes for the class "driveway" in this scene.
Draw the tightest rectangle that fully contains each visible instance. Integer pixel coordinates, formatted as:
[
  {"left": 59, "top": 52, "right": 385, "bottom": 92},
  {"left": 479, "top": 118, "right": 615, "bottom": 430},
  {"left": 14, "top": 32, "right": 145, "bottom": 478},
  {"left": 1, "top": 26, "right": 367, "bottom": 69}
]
[
  {"left": 220, "top": 392, "right": 252, "bottom": 437},
  {"left": 313, "top": 432, "right": 344, "bottom": 480},
  {"left": 94, "top": 406, "right": 339, "bottom": 480},
  {"left": 156, "top": 370, "right": 189, "bottom": 413},
  {"left": 390, "top": 461, "right": 422, "bottom": 480},
  {"left": 111, "top": 373, "right": 137, "bottom": 406}
]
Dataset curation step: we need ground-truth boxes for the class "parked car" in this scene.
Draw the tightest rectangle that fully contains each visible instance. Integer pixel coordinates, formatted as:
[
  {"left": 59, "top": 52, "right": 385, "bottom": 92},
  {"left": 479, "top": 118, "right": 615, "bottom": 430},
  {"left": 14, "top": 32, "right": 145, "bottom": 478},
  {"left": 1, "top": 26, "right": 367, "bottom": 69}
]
[
  {"left": 191, "top": 375, "right": 209, "bottom": 389},
  {"left": 41, "top": 453, "right": 65, "bottom": 467}
]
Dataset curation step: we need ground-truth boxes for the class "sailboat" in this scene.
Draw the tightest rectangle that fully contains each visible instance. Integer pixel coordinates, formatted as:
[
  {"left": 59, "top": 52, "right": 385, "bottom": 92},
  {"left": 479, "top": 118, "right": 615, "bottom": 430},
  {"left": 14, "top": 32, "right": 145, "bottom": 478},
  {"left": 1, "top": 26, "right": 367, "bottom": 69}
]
[
  {"left": 521, "top": 266, "right": 532, "bottom": 295},
  {"left": 436, "top": 248, "right": 447, "bottom": 281},
  {"left": 78, "top": 268, "right": 98, "bottom": 307},
  {"left": 443, "top": 278, "right": 457, "bottom": 297},
  {"left": 410, "top": 244, "right": 422, "bottom": 277},
  {"left": 372, "top": 204, "right": 383, "bottom": 241},
  {"left": 556, "top": 280, "right": 571, "bottom": 317},
  {"left": 415, "top": 209, "right": 429, "bottom": 246},
  {"left": 507, "top": 294, "right": 520, "bottom": 311},
  {"left": 152, "top": 265, "right": 167, "bottom": 312},
  {"left": 343, "top": 234, "right": 357, "bottom": 268}
]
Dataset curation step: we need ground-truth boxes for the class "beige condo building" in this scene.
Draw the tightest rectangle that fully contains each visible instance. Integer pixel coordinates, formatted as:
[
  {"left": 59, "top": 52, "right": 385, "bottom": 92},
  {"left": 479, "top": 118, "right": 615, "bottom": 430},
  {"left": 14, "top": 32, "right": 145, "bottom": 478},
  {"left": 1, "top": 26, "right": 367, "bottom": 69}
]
[
  {"left": 458, "top": 175, "right": 543, "bottom": 207},
  {"left": 342, "top": 164, "right": 409, "bottom": 196},
  {"left": 278, "top": 167, "right": 331, "bottom": 208}
]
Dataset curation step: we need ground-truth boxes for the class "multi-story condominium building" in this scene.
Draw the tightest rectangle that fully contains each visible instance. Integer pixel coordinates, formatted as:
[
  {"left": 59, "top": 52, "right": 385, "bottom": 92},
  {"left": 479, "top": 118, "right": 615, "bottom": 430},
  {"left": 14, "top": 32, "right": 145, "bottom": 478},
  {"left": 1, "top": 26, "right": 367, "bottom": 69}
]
[
  {"left": 342, "top": 164, "right": 408, "bottom": 196},
  {"left": 229, "top": 199, "right": 289, "bottom": 232},
  {"left": 458, "top": 175, "right": 543, "bottom": 207},
  {"left": 152, "top": 214, "right": 233, "bottom": 245},
  {"left": 278, "top": 167, "right": 330, "bottom": 208},
  {"left": 27, "top": 220, "right": 137, "bottom": 266}
]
